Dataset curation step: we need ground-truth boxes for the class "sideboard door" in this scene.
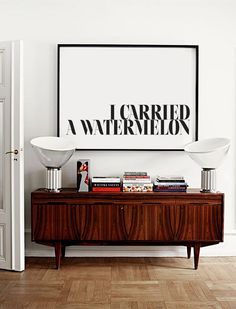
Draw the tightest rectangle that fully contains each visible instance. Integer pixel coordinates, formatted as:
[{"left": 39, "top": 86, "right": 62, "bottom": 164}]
[
  {"left": 111, "top": 203, "right": 144, "bottom": 240},
  {"left": 78, "top": 203, "right": 110, "bottom": 241},
  {"left": 32, "top": 203, "right": 81, "bottom": 240},
  {"left": 142, "top": 202, "right": 176, "bottom": 241},
  {"left": 175, "top": 200, "right": 224, "bottom": 241}
]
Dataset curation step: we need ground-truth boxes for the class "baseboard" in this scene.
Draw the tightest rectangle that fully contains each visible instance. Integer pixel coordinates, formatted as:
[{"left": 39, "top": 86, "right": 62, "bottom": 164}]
[{"left": 25, "top": 229, "right": 236, "bottom": 257}]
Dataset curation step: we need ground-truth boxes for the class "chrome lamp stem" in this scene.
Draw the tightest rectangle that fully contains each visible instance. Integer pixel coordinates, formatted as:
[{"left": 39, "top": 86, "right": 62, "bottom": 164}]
[
  {"left": 201, "top": 168, "right": 216, "bottom": 193},
  {"left": 46, "top": 168, "right": 62, "bottom": 192}
]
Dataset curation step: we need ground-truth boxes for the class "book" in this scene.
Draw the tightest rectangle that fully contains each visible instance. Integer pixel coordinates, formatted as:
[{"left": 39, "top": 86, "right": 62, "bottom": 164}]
[
  {"left": 156, "top": 175, "right": 185, "bottom": 182},
  {"left": 154, "top": 182, "right": 187, "bottom": 192},
  {"left": 154, "top": 186, "right": 187, "bottom": 191},
  {"left": 154, "top": 184, "right": 187, "bottom": 191},
  {"left": 123, "top": 183, "right": 153, "bottom": 192},
  {"left": 154, "top": 188, "right": 187, "bottom": 191},
  {"left": 123, "top": 178, "right": 151, "bottom": 184},
  {"left": 156, "top": 179, "right": 186, "bottom": 183},
  {"left": 123, "top": 175, "right": 150, "bottom": 179},
  {"left": 92, "top": 177, "right": 121, "bottom": 183},
  {"left": 92, "top": 183, "right": 121, "bottom": 187},
  {"left": 77, "top": 159, "right": 90, "bottom": 192},
  {"left": 123, "top": 173, "right": 151, "bottom": 183},
  {"left": 124, "top": 172, "right": 147, "bottom": 176},
  {"left": 154, "top": 181, "right": 188, "bottom": 186},
  {"left": 92, "top": 187, "right": 121, "bottom": 192}
]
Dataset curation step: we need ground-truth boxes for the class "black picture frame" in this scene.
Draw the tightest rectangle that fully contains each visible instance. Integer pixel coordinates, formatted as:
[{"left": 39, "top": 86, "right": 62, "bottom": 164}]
[{"left": 57, "top": 44, "right": 198, "bottom": 151}]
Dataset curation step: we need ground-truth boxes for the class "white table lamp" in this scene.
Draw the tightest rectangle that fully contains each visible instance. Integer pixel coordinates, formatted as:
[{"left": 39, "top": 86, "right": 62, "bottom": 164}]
[
  {"left": 184, "top": 138, "right": 230, "bottom": 192},
  {"left": 31, "top": 136, "right": 76, "bottom": 192}
]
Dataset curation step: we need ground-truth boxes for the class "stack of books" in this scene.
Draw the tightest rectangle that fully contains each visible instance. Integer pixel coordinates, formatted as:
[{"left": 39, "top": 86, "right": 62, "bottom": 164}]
[
  {"left": 91, "top": 177, "right": 121, "bottom": 192},
  {"left": 122, "top": 172, "right": 153, "bottom": 192},
  {"left": 153, "top": 175, "right": 188, "bottom": 192}
]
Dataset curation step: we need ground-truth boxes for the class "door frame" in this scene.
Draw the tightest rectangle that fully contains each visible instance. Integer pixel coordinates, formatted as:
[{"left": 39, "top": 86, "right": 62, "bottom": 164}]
[
  {"left": 0, "top": 40, "right": 24, "bottom": 271},
  {"left": 11, "top": 41, "right": 24, "bottom": 271}
]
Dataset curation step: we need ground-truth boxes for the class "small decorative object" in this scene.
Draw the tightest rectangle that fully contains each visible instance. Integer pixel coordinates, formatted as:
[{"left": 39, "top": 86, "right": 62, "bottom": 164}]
[
  {"left": 58, "top": 44, "right": 198, "bottom": 150},
  {"left": 31, "top": 136, "right": 76, "bottom": 192},
  {"left": 77, "top": 159, "right": 90, "bottom": 192},
  {"left": 184, "top": 138, "right": 230, "bottom": 192}
]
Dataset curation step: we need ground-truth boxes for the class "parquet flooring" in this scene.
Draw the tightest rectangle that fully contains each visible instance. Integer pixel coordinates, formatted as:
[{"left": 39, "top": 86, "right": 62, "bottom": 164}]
[{"left": 0, "top": 257, "right": 236, "bottom": 308}]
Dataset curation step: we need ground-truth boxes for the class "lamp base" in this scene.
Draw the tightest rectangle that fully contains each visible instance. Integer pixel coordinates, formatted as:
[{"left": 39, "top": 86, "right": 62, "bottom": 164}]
[
  {"left": 201, "top": 168, "right": 216, "bottom": 193},
  {"left": 46, "top": 168, "right": 62, "bottom": 192}
]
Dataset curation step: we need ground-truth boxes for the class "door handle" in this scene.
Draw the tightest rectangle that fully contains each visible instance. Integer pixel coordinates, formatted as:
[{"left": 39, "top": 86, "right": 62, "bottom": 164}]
[{"left": 5, "top": 149, "right": 18, "bottom": 155}]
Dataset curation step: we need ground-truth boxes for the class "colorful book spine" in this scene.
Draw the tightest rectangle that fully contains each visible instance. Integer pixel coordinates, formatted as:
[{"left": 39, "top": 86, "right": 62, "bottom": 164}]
[
  {"left": 156, "top": 179, "right": 186, "bottom": 183},
  {"left": 154, "top": 189, "right": 187, "bottom": 192},
  {"left": 123, "top": 183, "right": 153, "bottom": 192},
  {"left": 156, "top": 175, "right": 185, "bottom": 181},
  {"left": 154, "top": 185, "right": 187, "bottom": 192},
  {"left": 92, "top": 187, "right": 121, "bottom": 192},
  {"left": 124, "top": 172, "right": 147, "bottom": 176},
  {"left": 92, "top": 183, "right": 121, "bottom": 187},
  {"left": 123, "top": 179, "right": 151, "bottom": 184},
  {"left": 123, "top": 175, "right": 150, "bottom": 179},
  {"left": 154, "top": 184, "right": 187, "bottom": 188},
  {"left": 154, "top": 182, "right": 188, "bottom": 187},
  {"left": 154, "top": 188, "right": 187, "bottom": 192},
  {"left": 92, "top": 177, "right": 120, "bottom": 183}
]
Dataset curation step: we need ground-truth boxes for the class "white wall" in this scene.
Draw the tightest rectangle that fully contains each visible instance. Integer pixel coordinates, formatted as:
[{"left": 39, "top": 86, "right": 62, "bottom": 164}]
[{"left": 1, "top": 0, "right": 236, "bottom": 256}]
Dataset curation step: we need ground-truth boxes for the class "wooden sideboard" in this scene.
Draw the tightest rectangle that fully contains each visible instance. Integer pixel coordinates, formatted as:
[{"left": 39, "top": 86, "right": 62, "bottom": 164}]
[{"left": 31, "top": 189, "right": 224, "bottom": 269}]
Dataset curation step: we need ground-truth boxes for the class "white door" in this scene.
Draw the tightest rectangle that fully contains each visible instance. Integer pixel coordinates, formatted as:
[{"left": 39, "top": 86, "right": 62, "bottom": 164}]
[{"left": 0, "top": 41, "right": 24, "bottom": 271}]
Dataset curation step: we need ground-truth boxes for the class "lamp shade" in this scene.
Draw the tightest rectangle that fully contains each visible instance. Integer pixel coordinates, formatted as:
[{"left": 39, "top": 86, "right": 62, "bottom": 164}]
[
  {"left": 184, "top": 138, "right": 230, "bottom": 169},
  {"left": 30, "top": 136, "right": 76, "bottom": 168}
]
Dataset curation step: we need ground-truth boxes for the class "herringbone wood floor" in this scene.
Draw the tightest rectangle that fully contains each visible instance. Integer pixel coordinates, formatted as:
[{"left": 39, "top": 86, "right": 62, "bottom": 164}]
[{"left": 0, "top": 257, "right": 236, "bottom": 308}]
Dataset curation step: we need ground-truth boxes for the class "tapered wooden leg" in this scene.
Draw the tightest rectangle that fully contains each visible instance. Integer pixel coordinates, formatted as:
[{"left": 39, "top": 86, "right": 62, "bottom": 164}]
[
  {"left": 193, "top": 243, "right": 201, "bottom": 270},
  {"left": 55, "top": 242, "right": 62, "bottom": 269},
  {"left": 61, "top": 245, "right": 66, "bottom": 258},
  {"left": 187, "top": 246, "right": 191, "bottom": 259}
]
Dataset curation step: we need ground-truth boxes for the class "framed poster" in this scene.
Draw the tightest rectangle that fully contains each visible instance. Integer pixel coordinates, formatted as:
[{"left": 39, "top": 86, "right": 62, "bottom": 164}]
[{"left": 58, "top": 44, "right": 198, "bottom": 150}]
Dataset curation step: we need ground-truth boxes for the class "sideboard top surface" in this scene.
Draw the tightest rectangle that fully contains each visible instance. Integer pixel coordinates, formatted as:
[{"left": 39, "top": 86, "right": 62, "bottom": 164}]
[{"left": 32, "top": 188, "right": 224, "bottom": 202}]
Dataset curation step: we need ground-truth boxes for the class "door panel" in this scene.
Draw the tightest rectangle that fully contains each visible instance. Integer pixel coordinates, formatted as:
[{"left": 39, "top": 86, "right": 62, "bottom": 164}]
[
  {"left": 175, "top": 203, "right": 223, "bottom": 241},
  {"left": 120, "top": 204, "right": 144, "bottom": 240},
  {"left": 32, "top": 203, "right": 81, "bottom": 241},
  {"left": 142, "top": 203, "right": 176, "bottom": 241},
  {"left": 0, "top": 41, "right": 24, "bottom": 271},
  {"left": 0, "top": 100, "right": 5, "bottom": 261},
  {"left": 0, "top": 43, "right": 11, "bottom": 270},
  {"left": 78, "top": 203, "right": 144, "bottom": 241},
  {"left": 112, "top": 202, "right": 176, "bottom": 241},
  {"left": 110, "top": 204, "right": 144, "bottom": 240},
  {"left": 0, "top": 100, "right": 3, "bottom": 210},
  {"left": 0, "top": 51, "right": 3, "bottom": 84},
  {"left": 79, "top": 204, "right": 111, "bottom": 241},
  {"left": 11, "top": 41, "right": 24, "bottom": 271}
]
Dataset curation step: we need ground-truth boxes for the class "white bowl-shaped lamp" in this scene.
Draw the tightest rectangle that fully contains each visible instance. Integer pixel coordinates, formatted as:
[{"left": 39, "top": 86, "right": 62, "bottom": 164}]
[
  {"left": 184, "top": 138, "right": 230, "bottom": 192},
  {"left": 31, "top": 136, "right": 76, "bottom": 192}
]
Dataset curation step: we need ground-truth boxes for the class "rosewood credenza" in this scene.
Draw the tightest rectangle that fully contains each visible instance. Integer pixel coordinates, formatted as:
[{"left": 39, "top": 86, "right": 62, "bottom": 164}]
[{"left": 31, "top": 189, "right": 224, "bottom": 269}]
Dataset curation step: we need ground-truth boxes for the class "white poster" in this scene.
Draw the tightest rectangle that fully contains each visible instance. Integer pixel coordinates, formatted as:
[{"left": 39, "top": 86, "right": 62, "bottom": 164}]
[{"left": 58, "top": 45, "right": 198, "bottom": 150}]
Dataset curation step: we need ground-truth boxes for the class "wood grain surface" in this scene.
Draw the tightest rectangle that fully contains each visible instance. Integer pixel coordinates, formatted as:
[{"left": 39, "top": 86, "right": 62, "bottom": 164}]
[
  {"left": 0, "top": 257, "right": 236, "bottom": 308},
  {"left": 31, "top": 190, "right": 224, "bottom": 270}
]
